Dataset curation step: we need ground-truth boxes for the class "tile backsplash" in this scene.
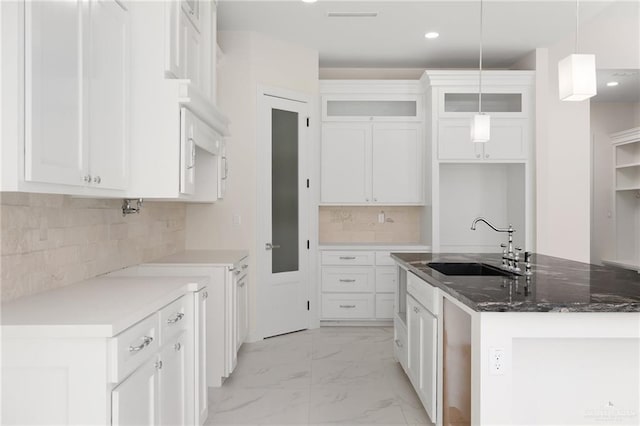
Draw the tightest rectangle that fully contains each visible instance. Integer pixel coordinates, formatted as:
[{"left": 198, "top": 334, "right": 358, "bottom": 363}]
[
  {"left": 319, "top": 206, "right": 423, "bottom": 243},
  {"left": 1, "top": 193, "right": 186, "bottom": 302}
]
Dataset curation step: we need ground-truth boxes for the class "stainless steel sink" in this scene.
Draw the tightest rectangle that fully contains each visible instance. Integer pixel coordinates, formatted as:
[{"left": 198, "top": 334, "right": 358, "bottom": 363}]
[{"left": 426, "top": 262, "right": 515, "bottom": 277}]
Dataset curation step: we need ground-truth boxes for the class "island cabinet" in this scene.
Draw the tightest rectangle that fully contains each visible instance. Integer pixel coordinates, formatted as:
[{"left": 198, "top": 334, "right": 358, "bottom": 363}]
[
  {"left": 392, "top": 252, "right": 640, "bottom": 426},
  {"left": 1, "top": 276, "right": 209, "bottom": 426},
  {"left": 320, "top": 81, "right": 425, "bottom": 206}
]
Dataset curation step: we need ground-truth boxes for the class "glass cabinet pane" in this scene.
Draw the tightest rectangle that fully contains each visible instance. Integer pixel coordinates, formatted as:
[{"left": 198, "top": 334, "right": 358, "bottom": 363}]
[
  {"left": 271, "top": 109, "right": 299, "bottom": 274},
  {"left": 444, "top": 93, "right": 522, "bottom": 113},
  {"left": 327, "top": 100, "right": 417, "bottom": 117}
]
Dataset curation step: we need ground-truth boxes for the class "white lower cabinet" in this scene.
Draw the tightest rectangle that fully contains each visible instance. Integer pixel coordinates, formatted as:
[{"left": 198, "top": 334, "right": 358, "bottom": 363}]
[
  {"left": 195, "top": 288, "right": 209, "bottom": 424},
  {"left": 235, "top": 271, "right": 249, "bottom": 352},
  {"left": 159, "top": 333, "right": 188, "bottom": 426},
  {"left": 112, "top": 357, "right": 159, "bottom": 426},
  {"left": 320, "top": 248, "right": 428, "bottom": 321}
]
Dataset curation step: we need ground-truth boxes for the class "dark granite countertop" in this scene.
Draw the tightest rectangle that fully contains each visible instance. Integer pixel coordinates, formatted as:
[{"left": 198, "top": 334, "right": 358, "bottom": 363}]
[{"left": 391, "top": 252, "right": 640, "bottom": 313}]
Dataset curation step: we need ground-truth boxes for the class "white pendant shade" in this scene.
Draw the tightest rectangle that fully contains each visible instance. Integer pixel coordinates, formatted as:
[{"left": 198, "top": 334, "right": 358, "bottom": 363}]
[
  {"left": 558, "top": 53, "right": 597, "bottom": 101},
  {"left": 471, "top": 114, "right": 490, "bottom": 143}
]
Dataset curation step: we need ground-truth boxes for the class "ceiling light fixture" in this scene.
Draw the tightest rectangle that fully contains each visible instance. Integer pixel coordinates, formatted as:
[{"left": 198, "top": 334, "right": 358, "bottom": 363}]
[
  {"left": 302, "top": 0, "right": 317, "bottom": 3},
  {"left": 425, "top": 32, "right": 439, "bottom": 39},
  {"left": 558, "top": 0, "right": 597, "bottom": 101},
  {"left": 606, "top": 81, "right": 619, "bottom": 87},
  {"left": 471, "top": 0, "right": 489, "bottom": 143}
]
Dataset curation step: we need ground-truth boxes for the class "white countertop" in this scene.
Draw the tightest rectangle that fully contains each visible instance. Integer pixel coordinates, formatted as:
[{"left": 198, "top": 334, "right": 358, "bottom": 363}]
[
  {"left": 1, "top": 276, "right": 206, "bottom": 338},
  {"left": 148, "top": 249, "right": 249, "bottom": 267},
  {"left": 319, "top": 243, "right": 431, "bottom": 251}
]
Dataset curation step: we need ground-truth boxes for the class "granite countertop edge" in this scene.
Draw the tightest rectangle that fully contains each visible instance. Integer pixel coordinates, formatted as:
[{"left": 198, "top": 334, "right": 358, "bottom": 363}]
[{"left": 391, "top": 253, "right": 640, "bottom": 313}]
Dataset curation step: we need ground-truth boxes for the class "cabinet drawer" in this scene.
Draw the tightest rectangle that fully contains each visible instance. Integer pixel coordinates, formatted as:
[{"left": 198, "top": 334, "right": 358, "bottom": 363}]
[
  {"left": 321, "top": 294, "right": 374, "bottom": 319},
  {"left": 109, "top": 314, "right": 159, "bottom": 383},
  {"left": 375, "top": 266, "right": 397, "bottom": 293},
  {"left": 160, "top": 296, "right": 189, "bottom": 345},
  {"left": 322, "top": 267, "right": 374, "bottom": 293},
  {"left": 407, "top": 272, "right": 439, "bottom": 315},
  {"left": 321, "top": 251, "right": 374, "bottom": 266},
  {"left": 375, "top": 294, "right": 395, "bottom": 319}
]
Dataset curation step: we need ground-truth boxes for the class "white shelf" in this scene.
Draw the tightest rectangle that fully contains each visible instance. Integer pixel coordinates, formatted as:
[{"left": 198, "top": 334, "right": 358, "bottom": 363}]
[{"left": 615, "top": 186, "right": 640, "bottom": 191}]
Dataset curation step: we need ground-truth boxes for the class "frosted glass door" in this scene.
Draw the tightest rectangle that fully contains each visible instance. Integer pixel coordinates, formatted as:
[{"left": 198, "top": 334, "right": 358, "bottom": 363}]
[{"left": 272, "top": 109, "right": 299, "bottom": 274}]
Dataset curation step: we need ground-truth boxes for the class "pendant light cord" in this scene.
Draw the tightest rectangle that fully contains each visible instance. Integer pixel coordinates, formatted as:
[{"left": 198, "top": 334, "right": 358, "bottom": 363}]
[
  {"left": 575, "top": 0, "right": 579, "bottom": 53},
  {"left": 479, "top": 0, "right": 483, "bottom": 114}
]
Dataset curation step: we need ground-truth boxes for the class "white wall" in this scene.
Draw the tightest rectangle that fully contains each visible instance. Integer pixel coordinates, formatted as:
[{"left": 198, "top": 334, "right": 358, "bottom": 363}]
[
  {"left": 535, "top": 1, "right": 640, "bottom": 263},
  {"left": 185, "top": 31, "right": 319, "bottom": 341},
  {"left": 590, "top": 102, "right": 640, "bottom": 265}
]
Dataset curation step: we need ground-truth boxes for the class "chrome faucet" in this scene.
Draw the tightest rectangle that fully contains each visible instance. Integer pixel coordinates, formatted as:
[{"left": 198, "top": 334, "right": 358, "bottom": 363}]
[{"left": 470, "top": 217, "right": 520, "bottom": 272}]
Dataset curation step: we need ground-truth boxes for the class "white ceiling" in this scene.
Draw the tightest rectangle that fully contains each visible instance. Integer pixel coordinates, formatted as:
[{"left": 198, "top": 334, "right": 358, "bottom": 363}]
[
  {"left": 218, "top": 0, "right": 616, "bottom": 68},
  {"left": 594, "top": 69, "right": 640, "bottom": 103}
]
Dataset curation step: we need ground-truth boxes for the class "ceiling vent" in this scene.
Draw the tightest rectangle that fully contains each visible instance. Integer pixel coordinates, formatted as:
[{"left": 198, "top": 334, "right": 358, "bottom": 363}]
[{"left": 326, "top": 12, "right": 378, "bottom": 18}]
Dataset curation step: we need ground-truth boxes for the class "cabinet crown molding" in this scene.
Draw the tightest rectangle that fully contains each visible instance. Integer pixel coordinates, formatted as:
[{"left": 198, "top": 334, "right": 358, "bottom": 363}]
[{"left": 421, "top": 70, "right": 535, "bottom": 88}]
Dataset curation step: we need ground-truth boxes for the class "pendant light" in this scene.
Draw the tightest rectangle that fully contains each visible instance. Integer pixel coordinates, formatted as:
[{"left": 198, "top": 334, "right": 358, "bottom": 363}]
[
  {"left": 471, "top": 0, "right": 490, "bottom": 143},
  {"left": 558, "top": 0, "right": 597, "bottom": 101}
]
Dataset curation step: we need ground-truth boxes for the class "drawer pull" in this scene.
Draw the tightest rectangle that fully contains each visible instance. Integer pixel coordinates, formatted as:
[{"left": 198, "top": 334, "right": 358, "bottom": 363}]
[
  {"left": 174, "top": 342, "right": 182, "bottom": 352},
  {"left": 339, "top": 304, "right": 356, "bottom": 309},
  {"left": 395, "top": 339, "right": 403, "bottom": 348},
  {"left": 339, "top": 279, "right": 356, "bottom": 283},
  {"left": 339, "top": 256, "right": 356, "bottom": 260},
  {"left": 155, "top": 360, "right": 163, "bottom": 370},
  {"left": 413, "top": 306, "right": 420, "bottom": 314},
  {"left": 129, "top": 336, "right": 153, "bottom": 352},
  {"left": 167, "top": 312, "right": 184, "bottom": 324}
]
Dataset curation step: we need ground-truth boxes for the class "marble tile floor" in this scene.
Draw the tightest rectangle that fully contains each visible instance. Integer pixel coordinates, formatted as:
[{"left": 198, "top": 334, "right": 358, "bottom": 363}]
[{"left": 206, "top": 326, "right": 434, "bottom": 426}]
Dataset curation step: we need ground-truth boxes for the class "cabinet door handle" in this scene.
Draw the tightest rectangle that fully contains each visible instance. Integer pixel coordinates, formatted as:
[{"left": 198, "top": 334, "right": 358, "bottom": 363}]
[
  {"left": 222, "top": 156, "right": 228, "bottom": 180},
  {"left": 167, "top": 312, "right": 184, "bottom": 324},
  {"left": 395, "top": 339, "right": 403, "bottom": 348},
  {"left": 186, "top": 138, "right": 196, "bottom": 169},
  {"left": 241, "top": 264, "right": 248, "bottom": 270},
  {"left": 339, "top": 304, "right": 356, "bottom": 309},
  {"left": 339, "top": 256, "right": 356, "bottom": 260},
  {"left": 93, "top": 176, "right": 101, "bottom": 184},
  {"left": 83, "top": 174, "right": 92, "bottom": 183},
  {"left": 413, "top": 306, "right": 419, "bottom": 314},
  {"left": 129, "top": 336, "right": 153, "bottom": 352},
  {"left": 239, "top": 281, "right": 245, "bottom": 288},
  {"left": 485, "top": 153, "right": 490, "bottom": 159},
  {"left": 475, "top": 154, "right": 481, "bottom": 159},
  {"left": 235, "top": 270, "right": 241, "bottom": 275},
  {"left": 339, "top": 279, "right": 356, "bottom": 283},
  {"left": 155, "top": 360, "right": 163, "bottom": 370},
  {"left": 174, "top": 342, "right": 182, "bottom": 352},
  {"left": 202, "top": 291, "right": 208, "bottom": 300}
]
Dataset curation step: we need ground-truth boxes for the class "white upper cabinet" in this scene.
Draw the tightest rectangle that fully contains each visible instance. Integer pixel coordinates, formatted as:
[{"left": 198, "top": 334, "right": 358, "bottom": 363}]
[
  {"left": 12, "top": 0, "right": 128, "bottom": 194},
  {"left": 320, "top": 122, "right": 423, "bottom": 205},
  {"left": 372, "top": 123, "right": 423, "bottom": 203},
  {"left": 321, "top": 123, "right": 371, "bottom": 203},
  {"left": 88, "top": 0, "right": 128, "bottom": 190},
  {"left": 438, "top": 118, "right": 527, "bottom": 161},
  {"left": 24, "top": 1, "right": 85, "bottom": 187},
  {"left": 320, "top": 80, "right": 425, "bottom": 205}
]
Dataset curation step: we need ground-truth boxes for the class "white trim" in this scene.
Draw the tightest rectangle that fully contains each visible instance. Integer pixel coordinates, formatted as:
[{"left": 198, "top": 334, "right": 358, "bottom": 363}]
[{"left": 610, "top": 127, "right": 640, "bottom": 146}]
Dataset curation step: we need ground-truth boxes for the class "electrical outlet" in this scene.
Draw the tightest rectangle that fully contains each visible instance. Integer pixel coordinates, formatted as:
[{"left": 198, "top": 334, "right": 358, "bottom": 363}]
[
  {"left": 232, "top": 214, "right": 242, "bottom": 225},
  {"left": 378, "top": 211, "right": 385, "bottom": 224},
  {"left": 489, "top": 347, "right": 505, "bottom": 375}
]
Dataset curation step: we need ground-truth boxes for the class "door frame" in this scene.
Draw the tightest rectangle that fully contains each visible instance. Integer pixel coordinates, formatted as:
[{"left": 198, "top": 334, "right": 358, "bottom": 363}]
[{"left": 255, "top": 85, "right": 318, "bottom": 341}]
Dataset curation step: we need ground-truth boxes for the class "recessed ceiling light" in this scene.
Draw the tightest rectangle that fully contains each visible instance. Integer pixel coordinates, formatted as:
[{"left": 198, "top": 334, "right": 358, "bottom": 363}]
[
  {"left": 606, "top": 81, "right": 619, "bottom": 87},
  {"left": 425, "top": 32, "right": 440, "bottom": 39},
  {"left": 327, "top": 12, "right": 378, "bottom": 18},
  {"left": 302, "top": 0, "right": 317, "bottom": 3}
]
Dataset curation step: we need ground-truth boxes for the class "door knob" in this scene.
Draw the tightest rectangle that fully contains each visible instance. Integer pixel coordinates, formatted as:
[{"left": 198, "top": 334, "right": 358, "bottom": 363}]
[{"left": 265, "top": 243, "right": 281, "bottom": 250}]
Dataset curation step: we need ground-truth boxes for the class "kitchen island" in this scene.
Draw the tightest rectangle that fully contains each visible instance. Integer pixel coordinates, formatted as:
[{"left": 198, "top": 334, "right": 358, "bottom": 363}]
[{"left": 391, "top": 252, "right": 640, "bottom": 426}]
